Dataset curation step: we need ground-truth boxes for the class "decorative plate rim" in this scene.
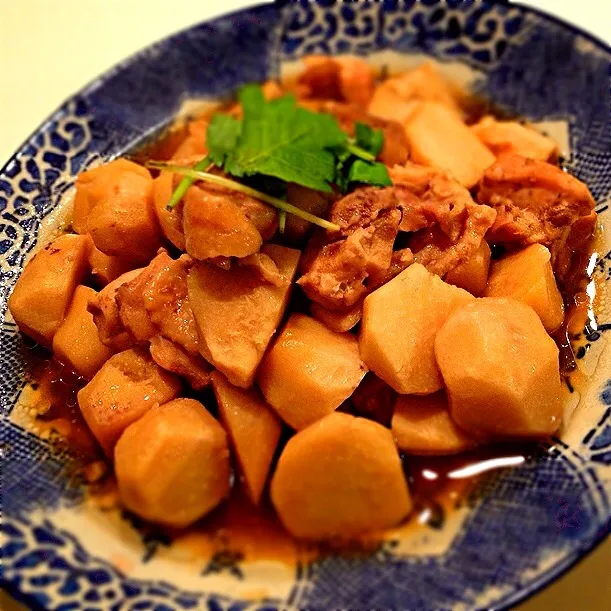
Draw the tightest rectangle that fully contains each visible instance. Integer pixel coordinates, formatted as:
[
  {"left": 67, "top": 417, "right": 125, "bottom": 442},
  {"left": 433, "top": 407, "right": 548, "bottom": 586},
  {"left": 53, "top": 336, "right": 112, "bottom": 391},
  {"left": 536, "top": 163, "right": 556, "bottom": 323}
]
[{"left": 0, "top": 2, "right": 609, "bottom": 610}]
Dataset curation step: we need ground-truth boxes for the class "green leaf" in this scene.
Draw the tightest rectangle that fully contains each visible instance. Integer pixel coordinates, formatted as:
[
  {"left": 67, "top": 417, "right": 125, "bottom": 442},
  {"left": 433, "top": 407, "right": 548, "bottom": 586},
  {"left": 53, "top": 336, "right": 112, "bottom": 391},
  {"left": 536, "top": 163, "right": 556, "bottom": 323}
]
[
  {"left": 224, "top": 94, "right": 346, "bottom": 192},
  {"left": 146, "top": 161, "right": 341, "bottom": 231},
  {"left": 355, "top": 122, "right": 384, "bottom": 157},
  {"left": 238, "top": 84, "right": 265, "bottom": 116},
  {"left": 333, "top": 148, "right": 353, "bottom": 193},
  {"left": 347, "top": 160, "right": 392, "bottom": 188},
  {"left": 206, "top": 114, "right": 242, "bottom": 167}
]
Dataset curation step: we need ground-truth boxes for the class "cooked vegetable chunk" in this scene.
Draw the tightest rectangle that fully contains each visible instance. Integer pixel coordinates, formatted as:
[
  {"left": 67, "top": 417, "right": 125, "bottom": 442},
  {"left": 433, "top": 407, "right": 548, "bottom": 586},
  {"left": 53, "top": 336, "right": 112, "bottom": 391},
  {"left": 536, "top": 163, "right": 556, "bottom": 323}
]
[
  {"left": 212, "top": 372, "right": 282, "bottom": 505},
  {"left": 77, "top": 348, "right": 180, "bottom": 455},
  {"left": 182, "top": 186, "right": 262, "bottom": 260},
  {"left": 152, "top": 171, "right": 186, "bottom": 250},
  {"left": 368, "top": 82, "right": 420, "bottom": 124},
  {"left": 258, "top": 314, "right": 367, "bottom": 430},
  {"left": 445, "top": 240, "right": 491, "bottom": 296},
  {"left": 310, "top": 301, "right": 362, "bottom": 333},
  {"left": 385, "top": 62, "right": 460, "bottom": 111},
  {"left": 88, "top": 268, "right": 142, "bottom": 351},
  {"left": 73, "top": 159, "right": 149, "bottom": 233},
  {"left": 404, "top": 102, "right": 495, "bottom": 188},
  {"left": 360, "top": 263, "right": 474, "bottom": 394},
  {"left": 271, "top": 412, "right": 412, "bottom": 539},
  {"left": 86, "top": 236, "right": 133, "bottom": 286},
  {"left": 115, "top": 398, "right": 230, "bottom": 528},
  {"left": 52, "top": 286, "right": 113, "bottom": 378},
  {"left": 149, "top": 336, "right": 211, "bottom": 390},
  {"left": 392, "top": 392, "right": 476, "bottom": 455},
  {"left": 485, "top": 244, "right": 564, "bottom": 332},
  {"left": 435, "top": 298, "right": 562, "bottom": 439},
  {"left": 368, "top": 62, "right": 459, "bottom": 124},
  {"left": 80, "top": 160, "right": 163, "bottom": 264},
  {"left": 8, "top": 233, "right": 89, "bottom": 345},
  {"left": 188, "top": 245, "right": 300, "bottom": 387},
  {"left": 471, "top": 116, "right": 558, "bottom": 161},
  {"left": 351, "top": 373, "right": 396, "bottom": 426}
]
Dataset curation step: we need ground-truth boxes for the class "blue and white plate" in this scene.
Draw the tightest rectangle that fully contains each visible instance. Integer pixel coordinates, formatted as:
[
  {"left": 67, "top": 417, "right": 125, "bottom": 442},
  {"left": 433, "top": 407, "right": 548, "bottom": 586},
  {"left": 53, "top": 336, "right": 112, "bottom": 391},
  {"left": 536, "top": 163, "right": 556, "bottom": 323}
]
[{"left": 1, "top": 2, "right": 609, "bottom": 609}]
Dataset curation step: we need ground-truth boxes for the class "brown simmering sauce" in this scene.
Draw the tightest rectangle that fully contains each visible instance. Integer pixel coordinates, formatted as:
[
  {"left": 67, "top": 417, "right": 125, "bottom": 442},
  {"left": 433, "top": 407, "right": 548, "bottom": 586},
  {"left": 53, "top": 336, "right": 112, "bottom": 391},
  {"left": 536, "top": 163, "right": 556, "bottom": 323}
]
[{"left": 22, "top": 347, "right": 548, "bottom": 565}]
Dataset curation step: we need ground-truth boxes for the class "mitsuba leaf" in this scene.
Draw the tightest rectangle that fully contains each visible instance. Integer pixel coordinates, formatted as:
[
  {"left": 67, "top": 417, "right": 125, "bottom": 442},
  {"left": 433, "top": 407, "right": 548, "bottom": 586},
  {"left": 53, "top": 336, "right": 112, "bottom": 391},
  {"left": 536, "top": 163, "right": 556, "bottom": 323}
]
[
  {"left": 238, "top": 84, "right": 265, "bottom": 116},
  {"left": 206, "top": 114, "right": 242, "bottom": 167},
  {"left": 355, "top": 122, "right": 384, "bottom": 157},
  {"left": 224, "top": 93, "right": 346, "bottom": 192},
  {"left": 347, "top": 160, "right": 392, "bottom": 188},
  {"left": 203, "top": 85, "right": 390, "bottom": 197}
]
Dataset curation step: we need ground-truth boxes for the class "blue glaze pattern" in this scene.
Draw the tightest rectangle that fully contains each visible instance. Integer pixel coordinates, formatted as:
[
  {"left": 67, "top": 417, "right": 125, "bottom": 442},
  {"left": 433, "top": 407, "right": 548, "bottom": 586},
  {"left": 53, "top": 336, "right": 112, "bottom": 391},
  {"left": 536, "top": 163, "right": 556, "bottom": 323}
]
[{"left": 1, "top": 2, "right": 610, "bottom": 610}]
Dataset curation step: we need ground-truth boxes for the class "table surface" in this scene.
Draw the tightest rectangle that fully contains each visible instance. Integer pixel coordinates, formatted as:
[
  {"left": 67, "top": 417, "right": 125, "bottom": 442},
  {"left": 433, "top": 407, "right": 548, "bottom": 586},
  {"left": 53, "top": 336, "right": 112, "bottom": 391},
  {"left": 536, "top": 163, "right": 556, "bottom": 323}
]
[{"left": 0, "top": 2, "right": 609, "bottom": 610}]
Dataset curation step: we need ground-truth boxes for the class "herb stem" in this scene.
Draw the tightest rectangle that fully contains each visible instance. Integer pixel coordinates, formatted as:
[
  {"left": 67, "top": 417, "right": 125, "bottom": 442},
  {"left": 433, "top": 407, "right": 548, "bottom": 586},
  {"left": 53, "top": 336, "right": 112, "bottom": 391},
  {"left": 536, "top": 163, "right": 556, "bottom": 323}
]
[
  {"left": 345, "top": 141, "right": 376, "bottom": 162},
  {"left": 146, "top": 161, "right": 340, "bottom": 231},
  {"left": 278, "top": 210, "right": 287, "bottom": 234},
  {"left": 166, "top": 155, "right": 212, "bottom": 209}
]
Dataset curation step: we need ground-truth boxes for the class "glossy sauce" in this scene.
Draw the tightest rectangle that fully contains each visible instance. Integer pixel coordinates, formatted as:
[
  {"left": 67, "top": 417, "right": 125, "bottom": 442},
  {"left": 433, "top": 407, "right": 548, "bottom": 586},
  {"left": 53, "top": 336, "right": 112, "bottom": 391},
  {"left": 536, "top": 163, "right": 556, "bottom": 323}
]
[
  {"left": 23, "top": 346, "right": 99, "bottom": 458},
  {"left": 24, "top": 344, "right": 540, "bottom": 565}
]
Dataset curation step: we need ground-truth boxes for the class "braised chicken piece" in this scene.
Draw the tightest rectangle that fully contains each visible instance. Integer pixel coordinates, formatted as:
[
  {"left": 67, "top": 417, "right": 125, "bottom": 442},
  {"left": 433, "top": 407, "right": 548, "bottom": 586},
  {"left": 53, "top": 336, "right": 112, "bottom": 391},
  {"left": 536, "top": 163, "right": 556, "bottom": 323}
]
[
  {"left": 149, "top": 335, "right": 211, "bottom": 390},
  {"left": 477, "top": 153, "right": 596, "bottom": 282},
  {"left": 297, "top": 55, "right": 376, "bottom": 108},
  {"left": 88, "top": 268, "right": 143, "bottom": 351},
  {"left": 142, "top": 253, "right": 199, "bottom": 354},
  {"left": 300, "top": 164, "right": 496, "bottom": 309},
  {"left": 299, "top": 208, "right": 401, "bottom": 309},
  {"left": 116, "top": 265, "right": 160, "bottom": 344},
  {"left": 182, "top": 186, "right": 263, "bottom": 260},
  {"left": 152, "top": 171, "right": 186, "bottom": 250}
]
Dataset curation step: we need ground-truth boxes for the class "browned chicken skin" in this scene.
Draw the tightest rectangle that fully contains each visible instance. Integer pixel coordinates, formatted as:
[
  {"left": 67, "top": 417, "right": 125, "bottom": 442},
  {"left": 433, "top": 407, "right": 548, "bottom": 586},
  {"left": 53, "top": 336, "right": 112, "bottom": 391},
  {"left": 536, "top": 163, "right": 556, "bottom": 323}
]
[
  {"left": 477, "top": 153, "right": 596, "bottom": 282},
  {"left": 299, "top": 164, "right": 496, "bottom": 309}
]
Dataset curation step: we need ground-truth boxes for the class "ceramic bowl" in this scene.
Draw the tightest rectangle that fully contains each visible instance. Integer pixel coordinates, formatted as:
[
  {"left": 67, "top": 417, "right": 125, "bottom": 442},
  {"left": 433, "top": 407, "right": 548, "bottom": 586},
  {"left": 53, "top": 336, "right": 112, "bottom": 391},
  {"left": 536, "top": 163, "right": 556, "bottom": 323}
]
[{"left": 1, "top": 2, "right": 609, "bottom": 609}]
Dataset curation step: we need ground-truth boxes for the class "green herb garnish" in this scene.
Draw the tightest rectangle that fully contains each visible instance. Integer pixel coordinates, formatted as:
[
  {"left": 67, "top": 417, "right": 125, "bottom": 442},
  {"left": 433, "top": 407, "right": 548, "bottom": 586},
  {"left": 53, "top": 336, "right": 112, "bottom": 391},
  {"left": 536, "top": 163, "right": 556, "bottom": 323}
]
[
  {"left": 167, "top": 156, "right": 211, "bottom": 209},
  {"left": 347, "top": 159, "right": 393, "bottom": 187},
  {"left": 147, "top": 161, "right": 340, "bottom": 231},
  {"left": 161, "top": 84, "right": 392, "bottom": 225},
  {"left": 354, "top": 121, "right": 384, "bottom": 157},
  {"left": 218, "top": 85, "right": 346, "bottom": 192}
]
